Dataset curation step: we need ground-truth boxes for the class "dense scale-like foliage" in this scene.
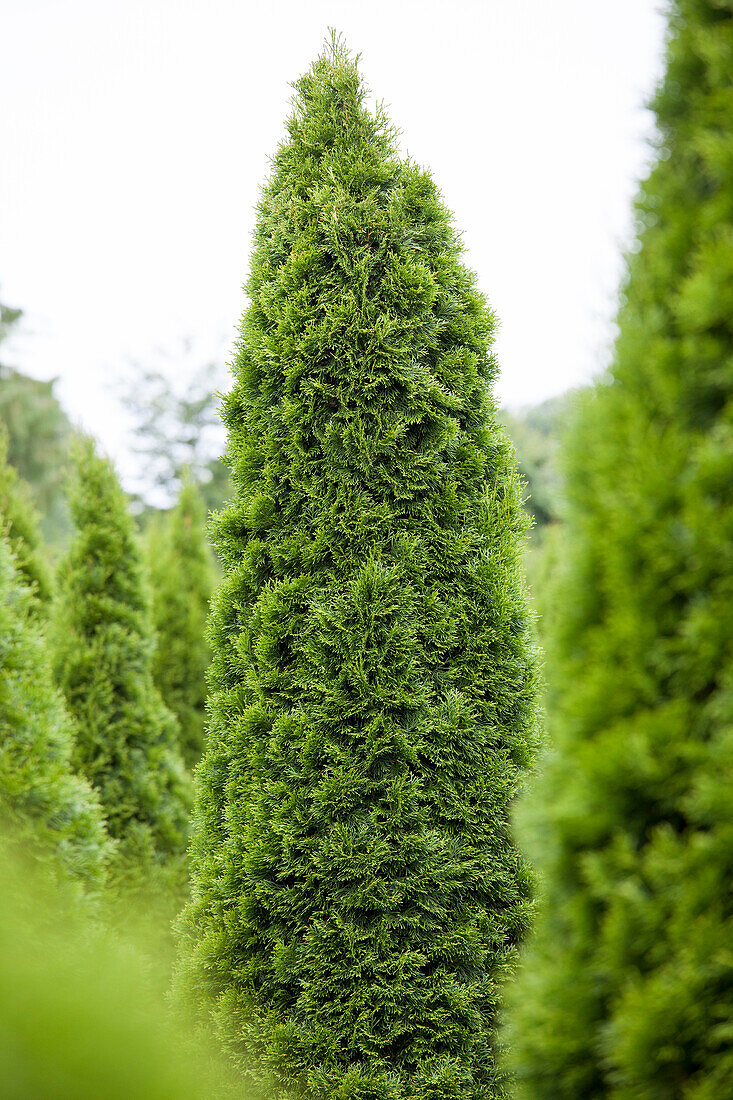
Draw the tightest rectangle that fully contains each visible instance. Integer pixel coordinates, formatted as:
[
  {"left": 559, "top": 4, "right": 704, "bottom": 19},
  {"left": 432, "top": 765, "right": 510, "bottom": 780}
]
[
  {"left": 177, "top": 41, "right": 538, "bottom": 1100},
  {"left": 52, "top": 440, "right": 191, "bottom": 887},
  {"left": 506, "top": 2, "right": 733, "bottom": 1095},
  {"left": 147, "top": 479, "right": 214, "bottom": 767},
  {"left": 0, "top": 432, "right": 53, "bottom": 605},
  {"left": 0, "top": 533, "right": 110, "bottom": 893}
]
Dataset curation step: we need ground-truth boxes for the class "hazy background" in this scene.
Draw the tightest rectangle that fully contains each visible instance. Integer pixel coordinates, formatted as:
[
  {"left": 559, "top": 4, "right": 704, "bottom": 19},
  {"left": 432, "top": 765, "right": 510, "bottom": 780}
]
[{"left": 1, "top": 0, "right": 667, "bottom": 480}]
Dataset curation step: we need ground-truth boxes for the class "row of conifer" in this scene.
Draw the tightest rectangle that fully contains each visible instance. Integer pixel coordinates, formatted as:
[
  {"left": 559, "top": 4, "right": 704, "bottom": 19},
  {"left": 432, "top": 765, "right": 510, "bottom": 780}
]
[
  {"left": 0, "top": 435, "right": 212, "bottom": 902},
  {"left": 1, "top": 0, "right": 731, "bottom": 1096}
]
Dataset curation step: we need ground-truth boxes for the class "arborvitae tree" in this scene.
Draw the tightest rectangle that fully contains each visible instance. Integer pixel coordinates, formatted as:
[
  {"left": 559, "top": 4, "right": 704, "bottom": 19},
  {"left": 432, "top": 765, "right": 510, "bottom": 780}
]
[
  {"left": 0, "top": 432, "right": 53, "bottom": 605},
  {"left": 506, "top": 3, "right": 733, "bottom": 1096},
  {"left": 0, "top": 533, "right": 111, "bottom": 893},
  {"left": 146, "top": 478, "right": 214, "bottom": 768},
  {"left": 176, "top": 41, "right": 538, "bottom": 1099},
  {"left": 52, "top": 439, "right": 191, "bottom": 888}
]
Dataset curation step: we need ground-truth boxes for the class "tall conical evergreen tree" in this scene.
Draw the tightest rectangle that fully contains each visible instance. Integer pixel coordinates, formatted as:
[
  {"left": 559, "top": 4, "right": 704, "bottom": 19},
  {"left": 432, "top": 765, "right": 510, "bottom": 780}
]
[
  {"left": 52, "top": 439, "right": 191, "bottom": 888},
  {"left": 506, "top": 3, "right": 733, "bottom": 1096},
  {"left": 0, "top": 532, "right": 111, "bottom": 893},
  {"left": 146, "top": 478, "right": 214, "bottom": 768},
  {"left": 177, "top": 41, "right": 538, "bottom": 1099},
  {"left": 0, "top": 431, "right": 52, "bottom": 605}
]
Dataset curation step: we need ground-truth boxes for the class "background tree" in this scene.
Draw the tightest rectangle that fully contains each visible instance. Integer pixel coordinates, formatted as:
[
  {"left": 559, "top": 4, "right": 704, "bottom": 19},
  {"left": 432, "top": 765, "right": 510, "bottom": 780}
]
[
  {"left": 505, "top": 2, "right": 733, "bottom": 1095},
  {"left": 0, "top": 300, "right": 23, "bottom": 347},
  {"left": 177, "top": 41, "right": 539, "bottom": 1100},
  {"left": 499, "top": 392, "right": 573, "bottom": 534},
  {"left": 146, "top": 477, "right": 214, "bottom": 768},
  {"left": 0, "top": 432, "right": 53, "bottom": 605},
  {"left": 52, "top": 438, "right": 191, "bottom": 890},
  {"left": 0, "top": 533, "right": 111, "bottom": 894},
  {"left": 120, "top": 352, "right": 230, "bottom": 514},
  {"left": 0, "top": 299, "right": 73, "bottom": 548}
]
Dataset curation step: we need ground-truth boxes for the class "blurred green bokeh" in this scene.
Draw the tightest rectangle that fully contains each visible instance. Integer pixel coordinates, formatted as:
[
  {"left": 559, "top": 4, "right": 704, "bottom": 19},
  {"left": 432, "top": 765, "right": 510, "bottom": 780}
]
[{"left": 0, "top": 839, "right": 245, "bottom": 1100}]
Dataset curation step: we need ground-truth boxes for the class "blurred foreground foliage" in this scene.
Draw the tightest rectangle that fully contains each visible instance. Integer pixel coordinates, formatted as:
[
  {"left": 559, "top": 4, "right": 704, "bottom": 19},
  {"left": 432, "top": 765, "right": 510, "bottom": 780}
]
[{"left": 0, "top": 835, "right": 247, "bottom": 1099}]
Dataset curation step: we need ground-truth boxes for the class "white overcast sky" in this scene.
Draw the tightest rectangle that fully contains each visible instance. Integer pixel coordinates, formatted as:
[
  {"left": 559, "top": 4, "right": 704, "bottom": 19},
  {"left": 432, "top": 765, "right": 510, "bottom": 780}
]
[{"left": 1, "top": 0, "right": 668, "bottom": 474}]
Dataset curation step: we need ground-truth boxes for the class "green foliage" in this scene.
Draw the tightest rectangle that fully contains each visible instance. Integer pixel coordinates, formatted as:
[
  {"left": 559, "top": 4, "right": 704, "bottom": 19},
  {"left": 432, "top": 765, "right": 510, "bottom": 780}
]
[
  {"left": 0, "top": 300, "right": 22, "bottom": 343},
  {"left": 0, "top": 303, "right": 73, "bottom": 548},
  {"left": 0, "top": 533, "right": 111, "bottom": 894},
  {"left": 177, "top": 40, "right": 539, "bottom": 1099},
  {"left": 0, "top": 839, "right": 246, "bottom": 1100},
  {"left": 0, "top": 432, "right": 53, "bottom": 605},
  {"left": 0, "top": 368, "right": 73, "bottom": 541},
  {"left": 506, "top": 3, "right": 733, "bottom": 1095},
  {"left": 147, "top": 478, "right": 214, "bottom": 768},
  {"left": 52, "top": 438, "right": 191, "bottom": 890},
  {"left": 499, "top": 393, "right": 573, "bottom": 531}
]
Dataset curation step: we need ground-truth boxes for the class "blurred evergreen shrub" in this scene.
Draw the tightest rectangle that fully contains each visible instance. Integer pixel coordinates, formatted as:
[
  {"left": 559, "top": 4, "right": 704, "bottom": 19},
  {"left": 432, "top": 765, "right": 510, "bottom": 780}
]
[
  {"left": 0, "top": 532, "right": 111, "bottom": 896},
  {"left": 506, "top": 2, "right": 733, "bottom": 1095},
  {"left": 147, "top": 477, "right": 214, "bottom": 768},
  {"left": 52, "top": 439, "right": 191, "bottom": 893}
]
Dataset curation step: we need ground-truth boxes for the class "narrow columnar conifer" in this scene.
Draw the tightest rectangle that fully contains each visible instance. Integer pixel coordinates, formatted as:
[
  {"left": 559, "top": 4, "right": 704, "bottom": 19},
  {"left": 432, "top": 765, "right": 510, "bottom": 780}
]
[
  {"left": 177, "top": 40, "right": 539, "bottom": 1099},
  {"left": 146, "top": 479, "right": 214, "bottom": 768},
  {"left": 0, "top": 432, "right": 52, "bottom": 605},
  {"left": 0, "top": 533, "right": 111, "bottom": 893},
  {"left": 52, "top": 439, "right": 191, "bottom": 888},
  {"left": 506, "top": 2, "right": 733, "bottom": 1095}
]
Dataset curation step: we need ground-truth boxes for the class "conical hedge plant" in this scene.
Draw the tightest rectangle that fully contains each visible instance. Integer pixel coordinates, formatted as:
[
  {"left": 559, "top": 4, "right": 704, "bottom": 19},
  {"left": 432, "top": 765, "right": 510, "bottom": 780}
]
[
  {"left": 52, "top": 438, "right": 191, "bottom": 890},
  {"left": 505, "top": 2, "right": 733, "bottom": 1096},
  {"left": 146, "top": 478, "right": 214, "bottom": 768},
  {"left": 0, "top": 431, "right": 52, "bottom": 606},
  {"left": 0, "top": 531, "right": 111, "bottom": 894},
  {"left": 176, "top": 39, "right": 539, "bottom": 1099}
]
